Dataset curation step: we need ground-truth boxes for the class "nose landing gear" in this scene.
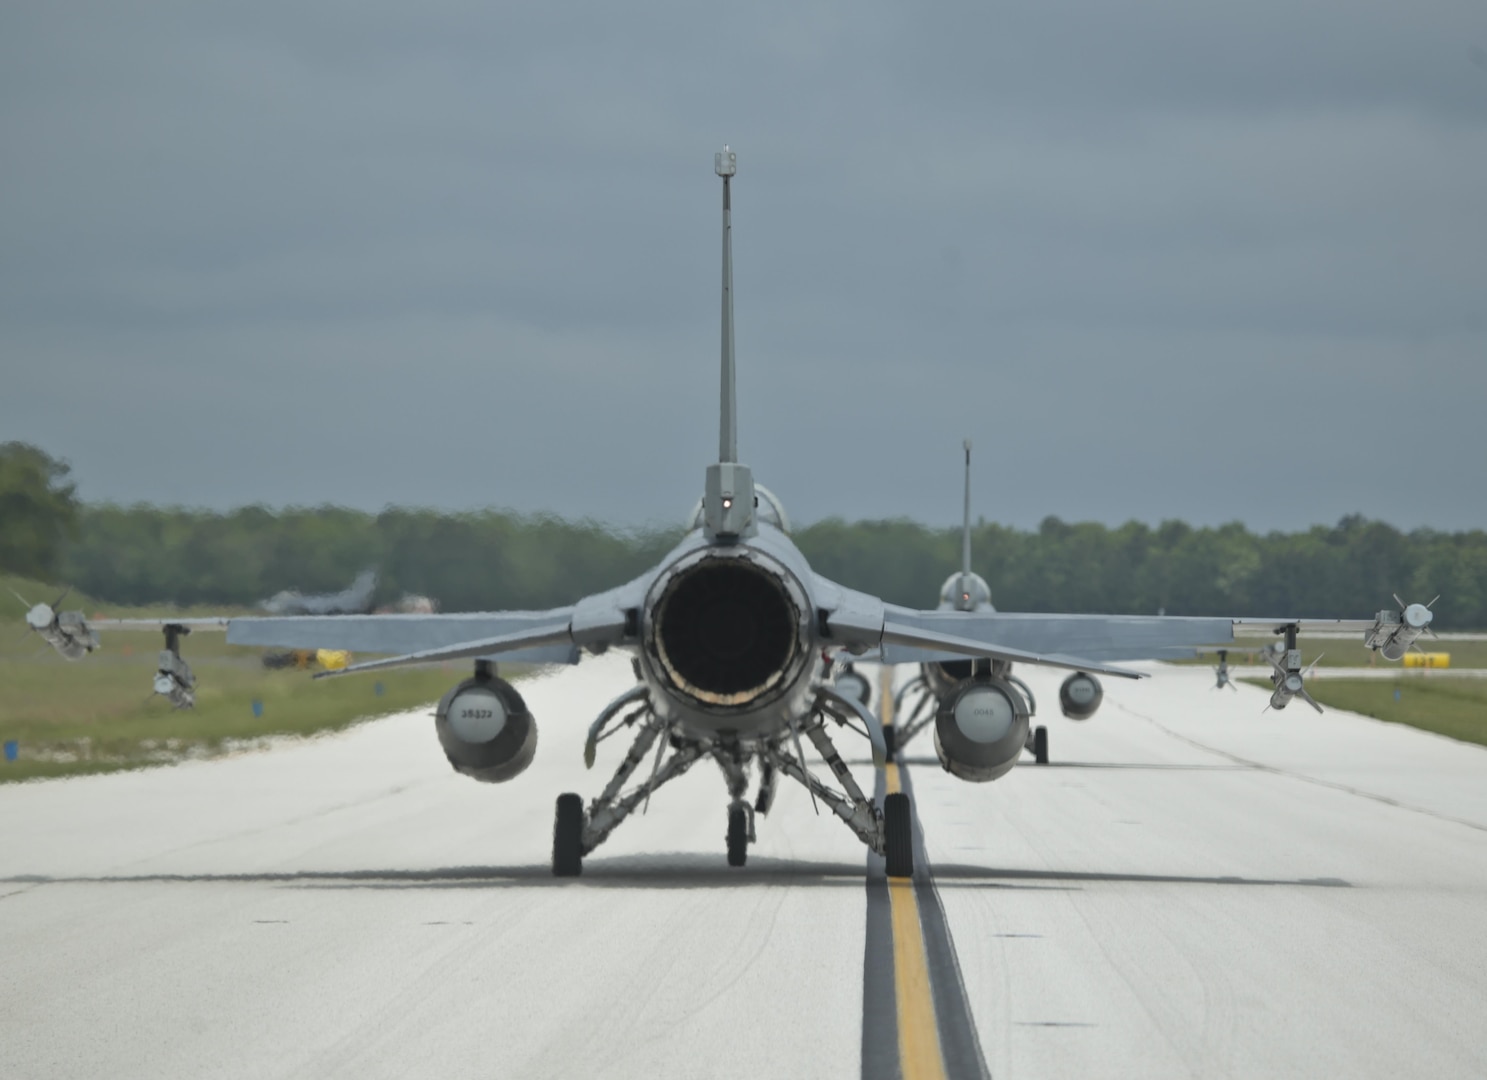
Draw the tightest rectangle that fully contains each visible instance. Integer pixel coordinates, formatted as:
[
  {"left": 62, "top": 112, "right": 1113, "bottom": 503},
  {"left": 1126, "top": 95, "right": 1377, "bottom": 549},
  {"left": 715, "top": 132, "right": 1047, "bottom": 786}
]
[{"left": 726, "top": 804, "right": 752, "bottom": 867}]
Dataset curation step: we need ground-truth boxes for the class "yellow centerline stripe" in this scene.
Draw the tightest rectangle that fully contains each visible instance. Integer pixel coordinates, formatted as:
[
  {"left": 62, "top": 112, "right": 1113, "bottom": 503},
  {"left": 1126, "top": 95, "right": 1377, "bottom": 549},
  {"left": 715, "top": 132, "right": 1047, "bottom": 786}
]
[{"left": 884, "top": 752, "right": 948, "bottom": 1078}]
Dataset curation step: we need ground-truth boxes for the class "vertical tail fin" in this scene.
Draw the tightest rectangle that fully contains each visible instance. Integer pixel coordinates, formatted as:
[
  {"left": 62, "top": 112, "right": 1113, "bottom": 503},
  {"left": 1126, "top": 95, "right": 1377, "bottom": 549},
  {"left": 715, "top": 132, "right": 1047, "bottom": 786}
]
[
  {"left": 716, "top": 146, "right": 737, "bottom": 463},
  {"left": 701, "top": 147, "right": 755, "bottom": 542},
  {"left": 961, "top": 438, "right": 973, "bottom": 580}
]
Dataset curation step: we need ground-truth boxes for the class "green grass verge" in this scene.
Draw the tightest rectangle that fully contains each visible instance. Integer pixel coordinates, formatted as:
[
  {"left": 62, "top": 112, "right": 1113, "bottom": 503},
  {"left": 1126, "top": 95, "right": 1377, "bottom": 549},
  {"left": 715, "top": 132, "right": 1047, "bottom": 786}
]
[
  {"left": 1242, "top": 676, "right": 1487, "bottom": 748},
  {"left": 1, "top": 573, "right": 508, "bottom": 783}
]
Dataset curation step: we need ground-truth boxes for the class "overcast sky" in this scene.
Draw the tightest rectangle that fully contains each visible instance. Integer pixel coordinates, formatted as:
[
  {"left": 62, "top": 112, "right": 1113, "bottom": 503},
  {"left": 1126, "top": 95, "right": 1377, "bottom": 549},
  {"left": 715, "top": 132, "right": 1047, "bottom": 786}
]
[{"left": 3, "top": 1, "right": 1484, "bottom": 532}]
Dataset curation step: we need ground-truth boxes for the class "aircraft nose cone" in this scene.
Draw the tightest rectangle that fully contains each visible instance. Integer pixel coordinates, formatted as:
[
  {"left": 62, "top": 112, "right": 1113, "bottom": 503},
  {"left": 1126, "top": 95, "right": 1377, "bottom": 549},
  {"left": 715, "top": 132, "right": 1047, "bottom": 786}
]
[{"left": 26, "top": 604, "right": 53, "bottom": 630}]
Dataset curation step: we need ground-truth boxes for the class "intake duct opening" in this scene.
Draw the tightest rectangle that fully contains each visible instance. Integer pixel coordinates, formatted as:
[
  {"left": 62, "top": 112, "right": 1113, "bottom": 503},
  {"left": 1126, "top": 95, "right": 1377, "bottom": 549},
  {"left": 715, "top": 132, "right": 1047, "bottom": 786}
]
[{"left": 655, "top": 558, "right": 799, "bottom": 707}]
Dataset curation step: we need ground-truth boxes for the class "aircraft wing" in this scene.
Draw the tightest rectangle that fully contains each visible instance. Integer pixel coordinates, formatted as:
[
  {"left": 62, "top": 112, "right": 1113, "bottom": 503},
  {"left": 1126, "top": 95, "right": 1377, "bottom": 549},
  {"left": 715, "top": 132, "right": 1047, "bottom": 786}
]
[
  {"left": 228, "top": 573, "right": 651, "bottom": 669},
  {"left": 812, "top": 576, "right": 1191, "bottom": 675},
  {"left": 83, "top": 612, "right": 585, "bottom": 665},
  {"left": 813, "top": 573, "right": 1254, "bottom": 672},
  {"left": 1230, "top": 617, "right": 1387, "bottom": 638},
  {"left": 815, "top": 573, "right": 1431, "bottom": 671},
  {"left": 880, "top": 609, "right": 1235, "bottom": 664},
  {"left": 92, "top": 617, "right": 231, "bottom": 631},
  {"left": 227, "top": 610, "right": 575, "bottom": 654},
  {"left": 80, "top": 575, "right": 653, "bottom": 670}
]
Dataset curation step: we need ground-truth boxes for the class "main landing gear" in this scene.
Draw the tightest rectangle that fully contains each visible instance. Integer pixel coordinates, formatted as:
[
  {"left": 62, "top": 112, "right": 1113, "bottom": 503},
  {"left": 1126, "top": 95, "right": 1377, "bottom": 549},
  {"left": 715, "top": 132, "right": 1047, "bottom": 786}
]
[
  {"left": 552, "top": 793, "right": 585, "bottom": 877},
  {"left": 554, "top": 685, "right": 906, "bottom": 878},
  {"left": 882, "top": 792, "right": 913, "bottom": 879},
  {"left": 1030, "top": 724, "right": 1049, "bottom": 765}
]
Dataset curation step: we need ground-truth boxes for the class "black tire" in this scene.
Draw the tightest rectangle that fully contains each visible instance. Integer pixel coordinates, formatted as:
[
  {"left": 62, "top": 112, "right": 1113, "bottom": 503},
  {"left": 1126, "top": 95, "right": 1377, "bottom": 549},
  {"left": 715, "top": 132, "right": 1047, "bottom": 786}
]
[
  {"left": 553, "top": 793, "right": 584, "bottom": 877},
  {"left": 884, "top": 793, "right": 914, "bottom": 879},
  {"left": 727, "top": 806, "right": 749, "bottom": 867},
  {"left": 882, "top": 724, "right": 897, "bottom": 761},
  {"left": 1033, "top": 725, "right": 1049, "bottom": 765}
]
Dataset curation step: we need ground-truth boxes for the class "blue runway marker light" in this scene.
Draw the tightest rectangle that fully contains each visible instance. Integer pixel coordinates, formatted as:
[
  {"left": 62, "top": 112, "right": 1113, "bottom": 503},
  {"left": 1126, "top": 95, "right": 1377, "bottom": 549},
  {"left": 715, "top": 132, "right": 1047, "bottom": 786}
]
[
  {"left": 3, "top": 740, "right": 17, "bottom": 762},
  {"left": 374, "top": 682, "right": 384, "bottom": 697},
  {"left": 1394, "top": 689, "right": 1402, "bottom": 702},
  {"left": 252, "top": 698, "right": 264, "bottom": 718}
]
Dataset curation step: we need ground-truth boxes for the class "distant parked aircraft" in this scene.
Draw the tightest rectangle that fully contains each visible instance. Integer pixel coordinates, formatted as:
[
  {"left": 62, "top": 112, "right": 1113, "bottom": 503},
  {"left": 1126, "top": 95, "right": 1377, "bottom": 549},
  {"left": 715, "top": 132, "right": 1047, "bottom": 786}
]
[{"left": 261, "top": 570, "right": 378, "bottom": 616}]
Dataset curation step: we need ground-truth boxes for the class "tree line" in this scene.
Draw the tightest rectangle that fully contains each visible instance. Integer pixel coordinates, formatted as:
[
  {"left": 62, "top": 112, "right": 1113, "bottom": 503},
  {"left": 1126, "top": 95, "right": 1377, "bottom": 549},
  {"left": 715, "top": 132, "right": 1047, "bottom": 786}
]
[
  {"left": 4, "top": 443, "right": 1485, "bottom": 627},
  {"left": 51, "top": 507, "right": 1487, "bottom": 630}
]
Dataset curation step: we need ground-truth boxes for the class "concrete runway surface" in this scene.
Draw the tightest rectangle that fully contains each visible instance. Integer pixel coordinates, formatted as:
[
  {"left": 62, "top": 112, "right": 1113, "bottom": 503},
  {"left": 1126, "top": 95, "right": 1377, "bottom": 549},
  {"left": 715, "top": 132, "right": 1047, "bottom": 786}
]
[{"left": 3, "top": 653, "right": 1486, "bottom": 1079}]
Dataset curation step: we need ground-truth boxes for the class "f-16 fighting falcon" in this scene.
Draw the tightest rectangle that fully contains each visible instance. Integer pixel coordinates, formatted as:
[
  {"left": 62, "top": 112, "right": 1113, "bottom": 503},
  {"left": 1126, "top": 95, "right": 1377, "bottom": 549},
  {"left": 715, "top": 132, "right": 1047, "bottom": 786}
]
[
  {"left": 23, "top": 148, "right": 1439, "bottom": 879},
  {"left": 886, "top": 439, "right": 1086, "bottom": 767}
]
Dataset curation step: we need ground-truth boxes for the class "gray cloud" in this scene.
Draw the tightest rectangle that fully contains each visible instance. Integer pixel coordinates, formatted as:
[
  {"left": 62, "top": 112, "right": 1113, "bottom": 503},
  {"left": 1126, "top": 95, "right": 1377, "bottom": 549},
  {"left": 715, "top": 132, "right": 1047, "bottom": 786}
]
[{"left": 2, "top": 0, "right": 1484, "bottom": 531}]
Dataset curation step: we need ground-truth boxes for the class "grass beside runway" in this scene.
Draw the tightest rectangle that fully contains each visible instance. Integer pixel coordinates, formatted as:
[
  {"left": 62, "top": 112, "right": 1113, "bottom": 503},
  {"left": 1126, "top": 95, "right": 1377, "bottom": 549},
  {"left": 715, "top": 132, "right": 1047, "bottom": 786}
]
[
  {"left": 1242, "top": 676, "right": 1487, "bottom": 748},
  {"left": 0, "top": 574, "right": 480, "bottom": 783}
]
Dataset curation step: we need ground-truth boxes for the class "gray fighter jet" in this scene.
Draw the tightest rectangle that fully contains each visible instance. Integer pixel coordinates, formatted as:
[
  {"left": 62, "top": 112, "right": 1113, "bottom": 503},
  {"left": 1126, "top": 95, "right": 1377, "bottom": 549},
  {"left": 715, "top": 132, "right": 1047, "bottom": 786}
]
[
  {"left": 885, "top": 441, "right": 1099, "bottom": 767},
  {"left": 26, "top": 148, "right": 1437, "bottom": 879},
  {"left": 261, "top": 569, "right": 377, "bottom": 616}
]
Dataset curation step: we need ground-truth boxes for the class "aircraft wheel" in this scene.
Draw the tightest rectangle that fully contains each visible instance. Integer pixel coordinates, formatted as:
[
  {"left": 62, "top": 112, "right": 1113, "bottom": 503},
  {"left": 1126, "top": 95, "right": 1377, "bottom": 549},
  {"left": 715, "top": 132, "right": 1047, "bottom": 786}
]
[
  {"left": 553, "top": 793, "right": 584, "bottom": 877},
  {"left": 884, "top": 793, "right": 914, "bottom": 879},
  {"left": 726, "top": 806, "right": 749, "bottom": 867},
  {"left": 1033, "top": 725, "right": 1049, "bottom": 765},
  {"left": 882, "top": 724, "right": 897, "bottom": 760}
]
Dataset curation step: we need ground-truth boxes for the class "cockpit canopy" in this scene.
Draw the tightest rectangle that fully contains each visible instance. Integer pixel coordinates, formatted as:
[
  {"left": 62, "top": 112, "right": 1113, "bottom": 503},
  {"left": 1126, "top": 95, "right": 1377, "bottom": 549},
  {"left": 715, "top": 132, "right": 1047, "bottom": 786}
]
[
  {"left": 689, "top": 483, "right": 790, "bottom": 535},
  {"left": 938, "top": 571, "right": 993, "bottom": 611}
]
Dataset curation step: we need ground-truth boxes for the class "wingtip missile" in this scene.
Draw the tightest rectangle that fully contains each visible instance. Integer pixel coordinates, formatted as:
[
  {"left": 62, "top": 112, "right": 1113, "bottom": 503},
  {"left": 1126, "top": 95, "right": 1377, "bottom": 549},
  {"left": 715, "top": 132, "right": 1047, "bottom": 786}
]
[
  {"left": 1365, "top": 598, "right": 1436, "bottom": 661},
  {"left": 19, "top": 595, "right": 98, "bottom": 660}
]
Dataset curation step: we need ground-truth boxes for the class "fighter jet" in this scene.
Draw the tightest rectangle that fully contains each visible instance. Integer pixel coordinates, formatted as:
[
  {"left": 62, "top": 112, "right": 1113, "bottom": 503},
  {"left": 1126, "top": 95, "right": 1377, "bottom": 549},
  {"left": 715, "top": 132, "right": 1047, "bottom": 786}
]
[
  {"left": 885, "top": 440, "right": 1100, "bottom": 767},
  {"left": 26, "top": 148, "right": 1438, "bottom": 879},
  {"left": 260, "top": 569, "right": 378, "bottom": 616}
]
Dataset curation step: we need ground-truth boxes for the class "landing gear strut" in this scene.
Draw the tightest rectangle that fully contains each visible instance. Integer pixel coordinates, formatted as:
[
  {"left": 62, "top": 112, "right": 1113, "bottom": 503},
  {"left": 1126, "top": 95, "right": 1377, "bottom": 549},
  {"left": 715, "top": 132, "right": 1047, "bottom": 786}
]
[
  {"left": 552, "top": 694, "right": 706, "bottom": 876},
  {"left": 558, "top": 685, "right": 896, "bottom": 877},
  {"left": 753, "top": 761, "right": 777, "bottom": 814}
]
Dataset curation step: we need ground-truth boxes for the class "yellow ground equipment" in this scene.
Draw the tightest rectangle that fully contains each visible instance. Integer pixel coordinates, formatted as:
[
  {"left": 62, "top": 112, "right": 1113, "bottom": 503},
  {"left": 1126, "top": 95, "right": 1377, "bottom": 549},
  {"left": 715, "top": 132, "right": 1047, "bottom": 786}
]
[{"left": 1403, "top": 652, "right": 1450, "bottom": 669}]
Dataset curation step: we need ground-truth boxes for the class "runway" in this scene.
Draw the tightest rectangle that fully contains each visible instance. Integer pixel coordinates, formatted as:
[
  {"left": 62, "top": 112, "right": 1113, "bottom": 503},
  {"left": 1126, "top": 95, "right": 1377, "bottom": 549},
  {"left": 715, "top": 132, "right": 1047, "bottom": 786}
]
[{"left": 3, "top": 654, "right": 1486, "bottom": 1078}]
